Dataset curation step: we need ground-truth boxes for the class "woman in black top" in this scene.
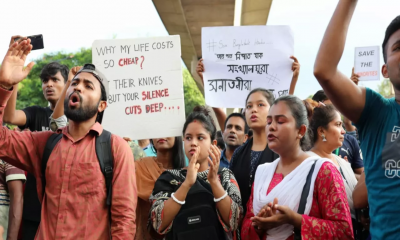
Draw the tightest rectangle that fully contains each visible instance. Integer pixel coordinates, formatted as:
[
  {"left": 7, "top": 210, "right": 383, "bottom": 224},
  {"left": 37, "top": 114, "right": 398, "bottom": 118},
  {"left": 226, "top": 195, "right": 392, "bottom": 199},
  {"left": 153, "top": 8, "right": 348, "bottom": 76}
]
[{"left": 229, "top": 88, "right": 279, "bottom": 215}]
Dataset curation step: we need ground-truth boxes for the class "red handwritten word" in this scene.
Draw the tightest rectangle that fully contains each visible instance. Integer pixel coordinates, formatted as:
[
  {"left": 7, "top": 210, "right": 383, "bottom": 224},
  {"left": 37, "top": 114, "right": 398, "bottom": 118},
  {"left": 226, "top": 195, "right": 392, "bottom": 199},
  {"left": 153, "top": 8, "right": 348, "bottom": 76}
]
[
  {"left": 125, "top": 105, "right": 142, "bottom": 115},
  {"left": 119, "top": 57, "right": 139, "bottom": 67},
  {"left": 357, "top": 71, "right": 378, "bottom": 77},
  {"left": 146, "top": 103, "right": 164, "bottom": 113},
  {"left": 142, "top": 88, "right": 169, "bottom": 101}
]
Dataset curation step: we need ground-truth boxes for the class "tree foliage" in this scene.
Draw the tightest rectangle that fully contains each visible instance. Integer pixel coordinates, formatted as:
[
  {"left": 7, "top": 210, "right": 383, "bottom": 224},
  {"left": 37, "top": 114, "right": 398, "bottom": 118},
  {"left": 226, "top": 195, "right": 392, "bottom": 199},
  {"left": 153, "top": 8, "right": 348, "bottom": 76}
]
[
  {"left": 16, "top": 48, "right": 204, "bottom": 118},
  {"left": 17, "top": 48, "right": 92, "bottom": 109},
  {"left": 182, "top": 68, "right": 205, "bottom": 117},
  {"left": 376, "top": 78, "right": 393, "bottom": 97}
]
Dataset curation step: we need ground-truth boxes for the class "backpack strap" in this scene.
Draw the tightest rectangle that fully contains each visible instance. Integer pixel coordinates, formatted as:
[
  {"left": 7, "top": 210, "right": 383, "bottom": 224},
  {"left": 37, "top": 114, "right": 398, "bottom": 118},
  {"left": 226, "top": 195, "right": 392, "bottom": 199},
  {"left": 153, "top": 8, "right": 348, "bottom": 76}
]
[
  {"left": 95, "top": 130, "right": 113, "bottom": 206},
  {"left": 41, "top": 133, "right": 63, "bottom": 199},
  {"left": 294, "top": 160, "right": 317, "bottom": 240}
]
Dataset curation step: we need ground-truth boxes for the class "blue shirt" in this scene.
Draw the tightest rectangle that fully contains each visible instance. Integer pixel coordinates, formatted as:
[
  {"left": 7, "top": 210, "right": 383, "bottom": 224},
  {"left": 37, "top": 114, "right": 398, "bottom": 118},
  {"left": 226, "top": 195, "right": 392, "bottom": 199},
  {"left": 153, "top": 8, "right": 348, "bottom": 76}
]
[
  {"left": 220, "top": 150, "right": 230, "bottom": 168},
  {"left": 143, "top": 144, "right": 157, "bottom": 157},
  {"left": 339, "top": 134, "right": 363, "bottom": 170},
  {"left": 354, "top": 88, "right": 400, "bottom": 239},
  {"left": 182, "top": 144, "right": 189, "bottom": 166},
  {"left": 142, "top": 142, "right": 189, "bottom": 166}
]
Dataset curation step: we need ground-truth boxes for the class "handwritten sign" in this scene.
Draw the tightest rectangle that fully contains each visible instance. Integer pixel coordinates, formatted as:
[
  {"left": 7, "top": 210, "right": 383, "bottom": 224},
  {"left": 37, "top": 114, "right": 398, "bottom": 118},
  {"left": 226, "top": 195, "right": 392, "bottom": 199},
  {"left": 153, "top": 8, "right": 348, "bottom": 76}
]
[
  {"left": 201, "top": 26, "right": 294, "bottom": 108},
  {"left": 354, "top": 46, "right": 380, "bottom": 81},
  {"left": 92, "top": 36, "right": 185, "bottom": 140}
]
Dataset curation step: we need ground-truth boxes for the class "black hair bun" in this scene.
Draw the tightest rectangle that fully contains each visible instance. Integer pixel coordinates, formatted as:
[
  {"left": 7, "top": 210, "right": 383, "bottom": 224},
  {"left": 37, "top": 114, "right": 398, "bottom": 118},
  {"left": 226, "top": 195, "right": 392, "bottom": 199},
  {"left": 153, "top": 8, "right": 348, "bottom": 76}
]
[{"left": 192, "top": 106, "right": 210, "bottom": 116}]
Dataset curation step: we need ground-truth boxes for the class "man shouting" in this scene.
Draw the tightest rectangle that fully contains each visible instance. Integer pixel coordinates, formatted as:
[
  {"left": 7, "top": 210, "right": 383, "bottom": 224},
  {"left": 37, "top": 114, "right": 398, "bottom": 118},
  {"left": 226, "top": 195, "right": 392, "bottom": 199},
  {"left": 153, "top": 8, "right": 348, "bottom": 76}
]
[{"left": 0, "top": 39, "right": 137, "bottom": 239}]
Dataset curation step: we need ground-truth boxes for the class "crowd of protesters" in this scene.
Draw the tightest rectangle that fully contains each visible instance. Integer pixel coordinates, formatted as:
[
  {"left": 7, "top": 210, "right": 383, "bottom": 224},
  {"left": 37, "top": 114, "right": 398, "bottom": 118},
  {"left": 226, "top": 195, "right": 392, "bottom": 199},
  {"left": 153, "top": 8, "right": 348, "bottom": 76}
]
[{"left": 0, "top": 0, "right": 398, "bottom": 239}]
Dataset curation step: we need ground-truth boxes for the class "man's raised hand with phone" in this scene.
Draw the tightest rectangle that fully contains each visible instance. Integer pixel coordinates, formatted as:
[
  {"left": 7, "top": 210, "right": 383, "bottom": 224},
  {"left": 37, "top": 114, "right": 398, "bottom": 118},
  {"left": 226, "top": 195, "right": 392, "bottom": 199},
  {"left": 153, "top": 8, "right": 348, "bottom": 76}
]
[{"left": 0, "top": 39, "right": 34, "bottom": 90}]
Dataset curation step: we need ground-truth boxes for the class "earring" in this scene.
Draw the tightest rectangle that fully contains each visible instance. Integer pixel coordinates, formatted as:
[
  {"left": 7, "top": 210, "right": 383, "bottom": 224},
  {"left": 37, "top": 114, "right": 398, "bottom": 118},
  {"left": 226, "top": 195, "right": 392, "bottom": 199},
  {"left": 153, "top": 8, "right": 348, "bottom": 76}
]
[
  {"left": 298, "top": 134, "right": 302, "bottom": 138},
  {"left": 322, "top": 134, "right": 327, "bottom": 142}
]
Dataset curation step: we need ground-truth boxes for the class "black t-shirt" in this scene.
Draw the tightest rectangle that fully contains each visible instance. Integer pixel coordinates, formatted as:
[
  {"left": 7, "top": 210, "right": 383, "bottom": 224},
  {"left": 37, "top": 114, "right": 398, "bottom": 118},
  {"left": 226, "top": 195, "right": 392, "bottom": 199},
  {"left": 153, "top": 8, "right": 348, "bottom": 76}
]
[
  {"left": 20, "top": 106, "right": 52, "bottom": 222},
  {"left": 333, "top": 134, "right": 364, "bottom": 171}
]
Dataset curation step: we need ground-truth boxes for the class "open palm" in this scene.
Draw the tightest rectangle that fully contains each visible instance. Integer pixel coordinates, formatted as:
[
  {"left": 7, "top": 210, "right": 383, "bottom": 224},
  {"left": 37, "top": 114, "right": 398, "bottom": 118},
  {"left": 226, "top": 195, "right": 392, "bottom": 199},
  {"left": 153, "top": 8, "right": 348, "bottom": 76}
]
[{"left": 0, "top": 40, "right": 34, "bottom": 88}]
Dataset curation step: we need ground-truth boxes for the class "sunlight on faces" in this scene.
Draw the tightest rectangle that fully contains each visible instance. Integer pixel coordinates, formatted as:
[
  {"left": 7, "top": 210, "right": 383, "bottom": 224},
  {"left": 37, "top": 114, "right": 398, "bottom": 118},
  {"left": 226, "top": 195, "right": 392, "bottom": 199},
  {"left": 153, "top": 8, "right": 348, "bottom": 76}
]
[
  {"left": 245, "top": 92, "right": 270, "bottom": 130},
  {"left": 152, "top": 137, "right": 175, "bottom": 151},
  {"left": 42, "top": 71, "right": 65, "bottom": 103},
  {"left": 266, "top": 101, "right": 305, "bottom": 154},
  {"left": 64, "top": 72, "right": 106, "bottom": 122},
  {"left": 184, "top": 121, "right": 213, "bottom": 163},
  {"left": 319, "top": 111, "right": 345, "bottom": 151},
  {"left": 382, "top": 29, "right": 400, "bottom": 91}
]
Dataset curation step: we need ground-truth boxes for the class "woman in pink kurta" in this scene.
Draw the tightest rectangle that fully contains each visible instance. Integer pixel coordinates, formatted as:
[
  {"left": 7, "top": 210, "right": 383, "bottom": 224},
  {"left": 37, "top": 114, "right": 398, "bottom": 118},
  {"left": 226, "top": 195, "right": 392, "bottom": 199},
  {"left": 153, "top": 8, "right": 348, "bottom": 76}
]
[{"left": 241, "top": 96, "right": 353, "bottom": 240}]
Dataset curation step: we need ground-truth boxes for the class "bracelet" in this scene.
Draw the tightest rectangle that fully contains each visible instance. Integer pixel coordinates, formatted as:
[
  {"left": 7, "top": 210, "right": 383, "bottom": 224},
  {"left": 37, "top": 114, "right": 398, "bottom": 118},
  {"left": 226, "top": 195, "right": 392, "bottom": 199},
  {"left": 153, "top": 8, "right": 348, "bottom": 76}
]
[
  {"left": 214, "top": 191, "right": 228, "bottom": 203},
  {"left": 171, "top": 192, "right": 185, "bottom": 205},
  {"left": 0, "top": 84, "right": 12, "bottom": 91}
]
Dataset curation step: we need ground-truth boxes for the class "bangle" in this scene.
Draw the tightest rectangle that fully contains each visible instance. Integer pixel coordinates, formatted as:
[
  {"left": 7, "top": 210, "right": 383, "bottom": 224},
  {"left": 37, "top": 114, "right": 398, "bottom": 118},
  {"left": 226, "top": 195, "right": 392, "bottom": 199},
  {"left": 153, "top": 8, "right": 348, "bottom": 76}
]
[
  {"left": 171, "top": 192, "right": 185, "bottom": 205},
  {"left": 214, "top": 191, "right": 228, "bottom": 203},
  {"left": 0, "top": 84, "right": 12, "bottom": 91}
]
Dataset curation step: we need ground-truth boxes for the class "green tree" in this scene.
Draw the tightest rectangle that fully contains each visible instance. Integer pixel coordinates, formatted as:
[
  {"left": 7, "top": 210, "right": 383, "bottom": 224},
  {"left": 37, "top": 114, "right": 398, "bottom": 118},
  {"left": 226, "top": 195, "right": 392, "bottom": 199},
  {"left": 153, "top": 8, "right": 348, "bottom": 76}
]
[
  {"left": 182, "top": 68, "right": 205, "bottom": 117},
  {"left": 17, "top": 48, "right": 92, "bottom": 109},
  {"left": 376, "top": 78, "right": 393, "bottom": 97}
]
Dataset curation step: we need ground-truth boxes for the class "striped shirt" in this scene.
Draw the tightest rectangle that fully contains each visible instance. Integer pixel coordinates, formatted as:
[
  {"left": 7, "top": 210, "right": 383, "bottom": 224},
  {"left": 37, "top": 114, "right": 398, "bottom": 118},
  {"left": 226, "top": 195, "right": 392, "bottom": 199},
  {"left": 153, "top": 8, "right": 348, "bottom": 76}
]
[{"left": 0, "top": 160, "right": 26, "bottom": 205}]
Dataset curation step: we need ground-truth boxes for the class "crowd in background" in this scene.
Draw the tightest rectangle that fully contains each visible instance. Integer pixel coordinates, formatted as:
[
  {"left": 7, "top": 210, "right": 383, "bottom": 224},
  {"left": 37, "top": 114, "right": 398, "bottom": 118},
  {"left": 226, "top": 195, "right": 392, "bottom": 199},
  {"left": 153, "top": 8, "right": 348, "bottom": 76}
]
[{"left": 0, "top": 0, "right": 398, "bottom": 239}]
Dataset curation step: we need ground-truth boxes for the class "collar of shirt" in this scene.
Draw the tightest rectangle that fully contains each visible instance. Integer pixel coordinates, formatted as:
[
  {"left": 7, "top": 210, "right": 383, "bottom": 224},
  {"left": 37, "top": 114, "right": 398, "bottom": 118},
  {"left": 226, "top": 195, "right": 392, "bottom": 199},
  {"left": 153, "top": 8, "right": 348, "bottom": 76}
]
[
  {"left": 56, "top": 122, "right": 103, "bottom": 142},
  {"left": 143, "top": 143, "right": 152, "bottom": 150},
  {"left": 220, "top": 149, "right": 230, "bottom": 168}
]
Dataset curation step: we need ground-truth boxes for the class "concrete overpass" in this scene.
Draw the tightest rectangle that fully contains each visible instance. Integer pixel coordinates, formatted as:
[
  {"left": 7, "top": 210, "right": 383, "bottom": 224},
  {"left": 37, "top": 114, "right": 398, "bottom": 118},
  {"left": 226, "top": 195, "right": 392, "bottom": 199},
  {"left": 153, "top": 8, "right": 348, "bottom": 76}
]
[{"left": 152, "top": 0, "right": 274, "bottom": 128}]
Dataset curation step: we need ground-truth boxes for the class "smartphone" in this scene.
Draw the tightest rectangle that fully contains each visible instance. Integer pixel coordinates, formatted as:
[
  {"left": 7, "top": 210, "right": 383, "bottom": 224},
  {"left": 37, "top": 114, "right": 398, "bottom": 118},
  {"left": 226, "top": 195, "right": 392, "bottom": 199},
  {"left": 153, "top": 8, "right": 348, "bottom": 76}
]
[{"left": 14, "top": 34, "right": 44, "bottom": 51}]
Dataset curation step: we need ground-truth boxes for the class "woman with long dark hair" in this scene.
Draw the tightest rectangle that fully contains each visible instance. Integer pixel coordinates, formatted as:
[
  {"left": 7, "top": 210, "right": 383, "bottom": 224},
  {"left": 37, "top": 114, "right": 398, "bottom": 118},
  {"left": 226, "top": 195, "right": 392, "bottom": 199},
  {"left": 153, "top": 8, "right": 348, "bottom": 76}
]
[
  {"left": 229, "top": 88, "right": 279, "bottom": 216},
  {"left": 135, "top": 137, "right": 185, "bottom": 240},
  {"left": 241, "top": 95, "right": 353, "bottom": 239},
  {"left": 149, "top": 106, "right": 242, "bottom": 240},
  {"left": 307, "top": 104, "right": 357, "bottom": 232}
]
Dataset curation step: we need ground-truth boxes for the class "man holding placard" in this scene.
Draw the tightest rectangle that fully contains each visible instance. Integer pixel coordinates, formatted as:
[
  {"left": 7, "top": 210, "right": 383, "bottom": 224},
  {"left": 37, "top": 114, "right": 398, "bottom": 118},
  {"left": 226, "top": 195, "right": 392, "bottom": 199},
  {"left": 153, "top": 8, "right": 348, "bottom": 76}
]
[
  {"left": 0, "top": 40, "right": 137, "bottom": 239},
  {"left": 314, "top": 0, "right": 400, "bottom": 238}
]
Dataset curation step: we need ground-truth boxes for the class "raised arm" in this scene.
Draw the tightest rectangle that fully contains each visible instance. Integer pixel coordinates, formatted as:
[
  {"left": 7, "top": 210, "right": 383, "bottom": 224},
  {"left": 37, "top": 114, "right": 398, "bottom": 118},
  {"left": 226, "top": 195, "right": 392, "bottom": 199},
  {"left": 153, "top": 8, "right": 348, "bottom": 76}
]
[
  {"left": 196, "top": 59, "right": 227, "bottom": 131},
  {"left": 3, "top": 36, "right": 29, "bottom": 126},
  {"left": 0, "top": 39, "right": 51, "bottom": 174},
  {"left": 343, "top": 68, "right": 360, "bottom": 132},
  {"left": 314, "top": 0, "right": 365, "bottom": 123},
  {"left": 49, "top": 66, "right": 81, "bottom": 131},
  {"left": 52, "top": 66, "right": 80, "bottom": 119},
  {"left": 289, "top": 56, "right": 300, "bottom": 95}
]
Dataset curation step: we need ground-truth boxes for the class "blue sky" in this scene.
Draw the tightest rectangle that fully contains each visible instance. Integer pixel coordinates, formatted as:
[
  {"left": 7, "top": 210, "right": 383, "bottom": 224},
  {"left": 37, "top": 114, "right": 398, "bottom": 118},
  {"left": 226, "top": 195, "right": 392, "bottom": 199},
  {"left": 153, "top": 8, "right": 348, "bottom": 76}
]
[{"left": 0, "top": 0, "right": 398, "bottom": 99}]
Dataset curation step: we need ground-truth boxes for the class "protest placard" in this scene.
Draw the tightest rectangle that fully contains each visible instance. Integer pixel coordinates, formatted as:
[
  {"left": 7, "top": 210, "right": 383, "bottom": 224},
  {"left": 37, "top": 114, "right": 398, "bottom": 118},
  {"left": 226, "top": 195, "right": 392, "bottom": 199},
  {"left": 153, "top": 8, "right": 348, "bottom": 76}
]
[
  {"left": 201, "top": 26, "right": 294, "bottom": 108},
  {"left": 92, "top": 36, "right": 185, "bottom": 140},
  {"left": 354, "top": 46, "right": 380, "bottom": 81}
]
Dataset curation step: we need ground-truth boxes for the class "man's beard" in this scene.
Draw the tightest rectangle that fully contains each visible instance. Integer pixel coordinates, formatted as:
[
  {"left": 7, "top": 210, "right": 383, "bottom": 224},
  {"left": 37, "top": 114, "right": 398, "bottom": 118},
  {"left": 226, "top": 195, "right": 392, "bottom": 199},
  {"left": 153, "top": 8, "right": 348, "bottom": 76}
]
[{"left": 64, "top": 93, "right": 99, "bottom": 122}]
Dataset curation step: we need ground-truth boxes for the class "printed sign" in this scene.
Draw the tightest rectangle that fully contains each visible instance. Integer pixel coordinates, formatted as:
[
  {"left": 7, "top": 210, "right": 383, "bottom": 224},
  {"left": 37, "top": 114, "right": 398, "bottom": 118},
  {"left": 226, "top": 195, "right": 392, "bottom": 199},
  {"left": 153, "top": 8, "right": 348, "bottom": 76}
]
[
  {"left": 92, "top": 36, "right": 185, "bottom": 140},
  {"left": 202, "top": 26, "right": 294, "bottom": 108},
  {"left": 354, "top": 46, "right": 380, "bottom": 81}
]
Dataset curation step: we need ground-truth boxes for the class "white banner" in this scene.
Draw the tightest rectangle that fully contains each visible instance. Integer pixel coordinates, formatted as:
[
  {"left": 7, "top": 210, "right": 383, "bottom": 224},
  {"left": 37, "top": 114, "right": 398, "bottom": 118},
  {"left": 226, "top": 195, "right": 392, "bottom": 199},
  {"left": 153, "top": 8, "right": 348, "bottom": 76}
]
[
  {"left": 201, "top": 26, "right": 294, "bottom": 108},
  {"left": 92, "top": 36, "right": 185, "bottom": 140},
  {"left": 354, "top": 46, "right": 380, "bottom": 81}
]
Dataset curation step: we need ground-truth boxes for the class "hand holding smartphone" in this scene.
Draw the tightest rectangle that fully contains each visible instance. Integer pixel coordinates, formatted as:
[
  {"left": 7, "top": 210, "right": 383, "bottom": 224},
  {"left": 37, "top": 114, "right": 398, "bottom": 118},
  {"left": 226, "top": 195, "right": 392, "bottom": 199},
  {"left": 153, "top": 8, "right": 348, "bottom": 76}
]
[{"left": 13, "top": 34, "right": 44, "bottom": 50}]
